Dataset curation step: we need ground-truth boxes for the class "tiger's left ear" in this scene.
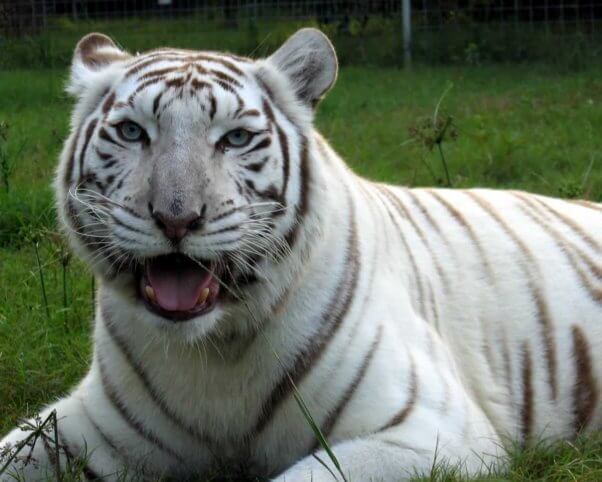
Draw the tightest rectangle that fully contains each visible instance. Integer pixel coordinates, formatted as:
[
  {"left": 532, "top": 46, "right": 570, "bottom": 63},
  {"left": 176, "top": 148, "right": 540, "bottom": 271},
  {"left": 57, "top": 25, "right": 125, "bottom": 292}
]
[
  {"left": 68, "top": 33, "right": 130, "bottom": 98},
  {"left": 266, "top": 28, "right": 338, "bottom": 108}
]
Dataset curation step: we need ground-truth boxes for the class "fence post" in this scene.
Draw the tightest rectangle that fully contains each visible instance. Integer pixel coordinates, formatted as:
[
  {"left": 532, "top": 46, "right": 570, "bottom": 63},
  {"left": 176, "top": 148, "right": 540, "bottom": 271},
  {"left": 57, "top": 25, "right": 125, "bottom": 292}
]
[{"left": 402, "top": 0, "right": 412, "bottom": 67}]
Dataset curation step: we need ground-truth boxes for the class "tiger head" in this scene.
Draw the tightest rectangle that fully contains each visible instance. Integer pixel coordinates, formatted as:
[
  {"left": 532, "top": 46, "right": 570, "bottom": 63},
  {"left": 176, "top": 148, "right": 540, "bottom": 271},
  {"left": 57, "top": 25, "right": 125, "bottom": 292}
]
[{"left": 56, "top": 29, "right": 337, "bottom": 339}]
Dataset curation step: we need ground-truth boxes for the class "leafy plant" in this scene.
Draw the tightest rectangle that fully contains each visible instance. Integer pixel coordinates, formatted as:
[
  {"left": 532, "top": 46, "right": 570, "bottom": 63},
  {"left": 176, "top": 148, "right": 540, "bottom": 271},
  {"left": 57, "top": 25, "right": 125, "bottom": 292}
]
[
  {"left": 0, "top": 411, "right": 62, "bottom": 480},
  {"left": 408, "top": 84, "right": 458, "bottom": 187}
]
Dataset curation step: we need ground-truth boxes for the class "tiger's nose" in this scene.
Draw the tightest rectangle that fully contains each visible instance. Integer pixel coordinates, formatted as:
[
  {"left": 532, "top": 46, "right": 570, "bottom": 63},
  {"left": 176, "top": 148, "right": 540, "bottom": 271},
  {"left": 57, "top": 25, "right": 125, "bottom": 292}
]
[{"left": 150, "top": 206, "right": 202, "bottom": 242}]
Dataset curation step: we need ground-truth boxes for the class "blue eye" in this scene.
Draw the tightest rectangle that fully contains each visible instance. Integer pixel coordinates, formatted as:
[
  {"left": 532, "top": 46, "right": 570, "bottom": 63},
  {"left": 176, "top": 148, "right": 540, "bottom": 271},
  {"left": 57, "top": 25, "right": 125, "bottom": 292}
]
[
  {"left": 117, "top": 121, "right": 145, "bottom": 142},
  {"left": 223, "top": 129, "right": 252, "bottom": 148}
]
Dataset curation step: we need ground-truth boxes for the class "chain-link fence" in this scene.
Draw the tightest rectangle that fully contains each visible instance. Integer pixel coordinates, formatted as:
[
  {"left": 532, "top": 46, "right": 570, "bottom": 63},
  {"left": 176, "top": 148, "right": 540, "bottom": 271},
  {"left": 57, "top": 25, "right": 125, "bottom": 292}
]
[{"left": 2, "top": 1, "right": 602, "bottom": 69}]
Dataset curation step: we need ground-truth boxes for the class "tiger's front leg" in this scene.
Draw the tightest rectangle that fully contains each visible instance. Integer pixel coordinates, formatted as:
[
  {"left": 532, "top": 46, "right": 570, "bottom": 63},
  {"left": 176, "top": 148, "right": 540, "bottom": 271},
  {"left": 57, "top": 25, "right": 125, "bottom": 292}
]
[
  {"left": 0, "top": 401, "right": 105, "bottom": 482},
  {"left": 0, "top": 395, "right": 134, "bottom": 482},
  {"left": 273, "top": 401, "right": 505, "bottom": 482},
  {"left": 0, "top": 371, "right": 190, "bottom": 481},
  {"left": 0, "top": 410, "right": 60, "bottom": 482}
]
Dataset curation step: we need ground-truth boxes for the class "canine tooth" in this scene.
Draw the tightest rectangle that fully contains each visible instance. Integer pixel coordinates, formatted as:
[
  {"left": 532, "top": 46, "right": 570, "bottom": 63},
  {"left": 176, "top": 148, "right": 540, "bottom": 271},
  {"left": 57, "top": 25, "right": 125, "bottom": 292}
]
[
  {"left": 198, "top": 288, "right": 210, "bottom": 305},
  {"left": 145, "top": 285, "right": 156, "bottom": 302}
]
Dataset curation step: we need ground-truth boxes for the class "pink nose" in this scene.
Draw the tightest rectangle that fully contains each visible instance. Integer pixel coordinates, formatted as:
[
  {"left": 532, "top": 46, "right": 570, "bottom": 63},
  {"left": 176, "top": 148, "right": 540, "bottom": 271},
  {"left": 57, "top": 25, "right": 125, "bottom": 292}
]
[{"left": 151, "top": 209, "right": 202, "bottom": 242}]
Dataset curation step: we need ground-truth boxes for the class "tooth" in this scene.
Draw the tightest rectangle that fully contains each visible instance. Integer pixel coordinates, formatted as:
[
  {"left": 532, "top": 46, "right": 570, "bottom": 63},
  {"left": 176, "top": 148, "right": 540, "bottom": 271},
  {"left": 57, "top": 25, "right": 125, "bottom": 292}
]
[
  {"left": 198, "top": 287, "right": 210, "bottom": 305},
  {"left": 145, "top": 285, "right": 156, "bottom": 302}
]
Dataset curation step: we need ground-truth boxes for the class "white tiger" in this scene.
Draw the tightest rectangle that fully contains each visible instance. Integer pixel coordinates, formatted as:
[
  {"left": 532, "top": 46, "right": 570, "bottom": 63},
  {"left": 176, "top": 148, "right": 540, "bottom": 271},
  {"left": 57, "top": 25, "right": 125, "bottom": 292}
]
[{"left": 1, "top": 28, "right": 600, "bottom": 482}]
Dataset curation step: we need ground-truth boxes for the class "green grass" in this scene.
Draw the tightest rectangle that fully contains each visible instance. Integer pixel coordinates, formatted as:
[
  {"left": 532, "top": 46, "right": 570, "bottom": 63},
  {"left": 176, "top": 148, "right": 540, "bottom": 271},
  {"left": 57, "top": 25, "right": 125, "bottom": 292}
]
[{"left": 0, "top": 60, "right": 600, "bottom": 480}]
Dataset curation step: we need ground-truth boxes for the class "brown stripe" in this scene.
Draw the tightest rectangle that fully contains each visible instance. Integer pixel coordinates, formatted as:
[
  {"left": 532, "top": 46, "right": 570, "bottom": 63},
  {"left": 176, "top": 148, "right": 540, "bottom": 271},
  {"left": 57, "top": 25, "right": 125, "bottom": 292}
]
[
  {"left": 152, "top": 92, "right": 163, "bottom": 115},
  {"left": 233, "top": 93, "right": 244, "bottom": 118},
  {"left": 125, "top": 57, "right": 182, "bottom": 77},
  {"left": 529, "top": 195, "right": 601, "bottom": 254},
  {"left": 244, "top": 156, "right": 270, "bottom": 172},
  {"left": 284, "top": 136, "right": 310, "bottom": 249},
  {"left": 95, "top": 148, "right": 112, "bottom": 162},
  {"left": 97, "top": 354, "right": 185, "bottom": 463},
  {"left": 197, "top": 55, "right": 245, "bottom": 76},
  {"left": 66, "top": 197, "right": 103, "bottom": 255},
  {"left": 127, "top": 77, "right": 166, "bottom": 105},
  {"left": 78, "top": 118, "right": 98, "bottom": 183},
  {"left": 80, "top": 399, "right": 122, "bottom": 457},
  {"left": 64, "top": 124, "right": 83, "bottom": 187},
  {"left": 209, "top": 69, "right": 243, "bottom": 88},
  {"left": 191, "top": 78, "right": 211, "bottom": 91},
  {"left": 220, "top": 52, "right": 253, "bottom": 63},
  {"left": 262, "top": 97, "right": 275, "bottom": 123},
  {"left": 405, "top": 190, "right": 445, "bottom": 237},
  {"left": 105, "top": 167, "right": 133, "bottom": 198},
  {"left": 501, "top": 331, "right": 514, "bottom": 398},
  {"left": 428, "top": 189, "right": 496, "bottom": 281},
  {"left": 244, "top": 180, "right": 281, "bottom": 204},
  {"left": 213, "top": 79, "right": 236, "bottom": 94},
  {"left": 238, "top": 109, "right": 261, "bottom": 118},
  {"left": 520, "top": 343, "right": 533, "bottom": 443},
  {"left": 515, "top": 196, "right": 602, "bottom": 303},
  {"left": 111, "top": 213, "right": 148, "bottom": 237},
  {"left": 251, "top": 186, "right": 359, "bottom": 437},
  {"left": 316, "top": 324, "right": 383, "bottom": 445},
  {"left": 137, "top": 65, "right": 186, "bottom": 81},
  {"left": 102, "top": 92, "right": 115, "bottom": 115},
  {"left": 209, "top": 94, "right": 217, "bottom": 120},
  {"left": 157, "top": 96, "right": 179, "bottom": 119},
  {"left": 164, "top": 76, "right": 186, "bottom": 89},
  {"left": 276, "top": 123, "right": 290, "bottom": 201},
  {"left": 373, "top": 184, "right": 427, "bottom": 320},
  {"left": 378, "top": 356, "right": 418, "bottom": 431},
  {"left": 256, "top": 74, "right": 276, "bottom": 103},
  {"left": 66, "top": 196, "right": 124, "bottom": 277},
  {"left": 572, "top": 325, "right": 599, "bottom": 433},
  {"left": 359, "top": 180, "right": 392, "bottom": 255},
  {"left": 241, "top": 137, "right": 271, "bottom": 156},
  {"left": 466, "top": 191, "right": 558, "bottom": 400},
  {"left": 101, "top": 311, "right": 212, "bottom": 446},
  {"left": 98, "top": 127, "right": 125, "bottom": 149}
]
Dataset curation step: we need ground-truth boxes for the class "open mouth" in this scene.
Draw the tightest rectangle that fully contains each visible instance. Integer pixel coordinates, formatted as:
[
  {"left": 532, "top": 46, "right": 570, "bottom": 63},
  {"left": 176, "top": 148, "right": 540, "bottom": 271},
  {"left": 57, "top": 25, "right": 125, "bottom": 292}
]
[{"left": 138, "top": 254, "right": 221, "bottom": 322}]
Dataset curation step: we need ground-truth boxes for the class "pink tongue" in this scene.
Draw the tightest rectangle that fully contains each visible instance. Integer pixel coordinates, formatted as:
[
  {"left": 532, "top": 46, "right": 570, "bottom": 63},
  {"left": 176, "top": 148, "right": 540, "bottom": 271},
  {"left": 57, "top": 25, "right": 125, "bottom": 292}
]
[{"left": 147, "top": 256, "right": 212, "bottom": 312}]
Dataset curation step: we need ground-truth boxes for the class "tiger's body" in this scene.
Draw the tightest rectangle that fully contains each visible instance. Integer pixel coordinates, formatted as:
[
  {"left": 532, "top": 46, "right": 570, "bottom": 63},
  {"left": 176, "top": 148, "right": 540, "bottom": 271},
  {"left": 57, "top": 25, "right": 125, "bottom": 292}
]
[{"left": 1, "top": 29, "right": 600, "bottom": 482}]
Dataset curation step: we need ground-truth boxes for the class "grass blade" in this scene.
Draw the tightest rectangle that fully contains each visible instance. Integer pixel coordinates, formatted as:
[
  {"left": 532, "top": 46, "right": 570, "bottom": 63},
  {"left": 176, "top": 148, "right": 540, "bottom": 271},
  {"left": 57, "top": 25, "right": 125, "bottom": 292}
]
[
  {"left": 34, "top": 241, "right": 50, "bottom": 321},
  {"left": 262, "top": 334, "right": 348, "bottom": 482}
]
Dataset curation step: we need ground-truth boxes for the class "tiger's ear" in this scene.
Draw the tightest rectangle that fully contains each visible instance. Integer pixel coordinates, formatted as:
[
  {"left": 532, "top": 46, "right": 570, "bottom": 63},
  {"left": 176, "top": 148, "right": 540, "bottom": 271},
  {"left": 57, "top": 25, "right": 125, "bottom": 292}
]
[
  {"left": 68, "top": 33, "right": 130, "bottom": 98},
  {"left": 266, "top": 28, "right": 338, "bottom": 107}
]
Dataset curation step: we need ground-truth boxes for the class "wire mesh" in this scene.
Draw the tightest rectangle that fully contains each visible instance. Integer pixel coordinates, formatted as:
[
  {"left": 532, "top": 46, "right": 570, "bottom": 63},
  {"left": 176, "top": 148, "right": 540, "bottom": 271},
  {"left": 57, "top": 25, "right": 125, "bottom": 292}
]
[
  {"left": 3, "top": 2, "right": 600, "bottom": 33},
  {"left": 2, "top": 1, "right": 602, "bottom": 66}
]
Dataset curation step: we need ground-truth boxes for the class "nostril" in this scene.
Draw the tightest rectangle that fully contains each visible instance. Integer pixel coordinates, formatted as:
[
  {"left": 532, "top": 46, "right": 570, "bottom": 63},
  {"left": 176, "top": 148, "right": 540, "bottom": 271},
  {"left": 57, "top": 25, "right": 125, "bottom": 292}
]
[
  {"left": 150, "top": 205, "right": 166, "bottom": 230},
  {"left": 154, "top": 217, "right": 166, "bottom": 231},
  {"left": 187, "top": 215, "right": 203, "bottom": 231}
]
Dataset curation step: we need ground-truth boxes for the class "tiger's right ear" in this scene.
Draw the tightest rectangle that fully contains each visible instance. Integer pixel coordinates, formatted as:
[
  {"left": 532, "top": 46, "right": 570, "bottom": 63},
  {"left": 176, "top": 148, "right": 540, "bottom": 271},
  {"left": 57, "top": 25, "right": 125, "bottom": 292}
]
[
  {"left": 264, "top": 28, "right": 338, "bottom": 108},
  {"left": 68, "top": 33, "right": 130, "bottom": 98}
]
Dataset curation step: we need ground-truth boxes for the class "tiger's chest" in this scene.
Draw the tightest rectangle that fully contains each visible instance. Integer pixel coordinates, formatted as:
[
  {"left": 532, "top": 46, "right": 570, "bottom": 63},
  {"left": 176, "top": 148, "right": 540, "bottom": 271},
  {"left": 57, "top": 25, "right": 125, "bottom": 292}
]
[{"left": 97, "top": 278, "right": 430, "bottom": 477}]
